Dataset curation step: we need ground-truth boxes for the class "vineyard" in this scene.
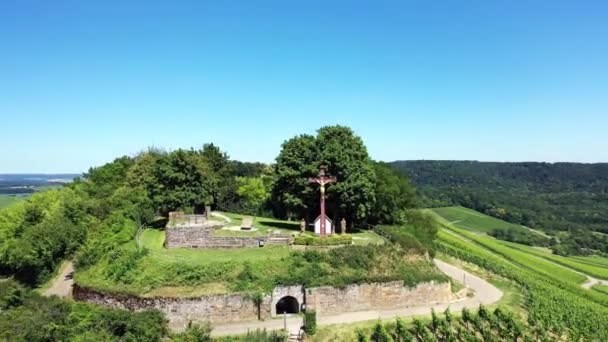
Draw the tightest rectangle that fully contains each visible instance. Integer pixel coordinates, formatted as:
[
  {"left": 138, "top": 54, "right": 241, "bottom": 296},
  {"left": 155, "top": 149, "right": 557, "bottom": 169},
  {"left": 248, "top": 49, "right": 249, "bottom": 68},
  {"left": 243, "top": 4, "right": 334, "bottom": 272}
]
[
  {"left": 434, "top": 207, "right": 608, "bottom": 341},
  {"left": 353, "top": 306, "right": 543, "bottom": 342}
]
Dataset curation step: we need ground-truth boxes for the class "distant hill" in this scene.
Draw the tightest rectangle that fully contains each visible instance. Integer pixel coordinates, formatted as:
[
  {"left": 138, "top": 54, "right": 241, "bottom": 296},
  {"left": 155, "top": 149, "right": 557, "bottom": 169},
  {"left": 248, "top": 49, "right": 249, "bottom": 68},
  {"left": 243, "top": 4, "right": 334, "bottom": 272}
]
[
  {"left": 390, "top": 161, "right": 608, "bottom": 234},
  {"left": 0, "top": 174, "right": 79, "bottom": 195}
]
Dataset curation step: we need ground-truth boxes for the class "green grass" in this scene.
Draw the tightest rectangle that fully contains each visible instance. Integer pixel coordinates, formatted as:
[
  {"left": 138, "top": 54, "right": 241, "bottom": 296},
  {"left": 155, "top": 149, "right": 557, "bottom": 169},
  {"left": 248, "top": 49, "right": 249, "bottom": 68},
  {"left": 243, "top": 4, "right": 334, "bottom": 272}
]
[
  {"left": 570, "top": 255, "right": 608, "bottom": 268},
  {"left": 434, "top": 207, "right": 608, "bottom": 281},
  {"left": 501, "top": 241, "right": 608, "bottom": 280},
  {"left": 211, "top": 212, "right": 299, "bottom": 237},
  {"left": 432, "top": 206, "right": 530, "bottom": 235},
  {"left": 203, "top": 212, "right": 385, "bottom": 245},
  {"left": 0, "top": 194, "right": 26, "bottom": 209},
  {"left": 593, "top": 284, "right": 608, "bottom": 295},
  {"left": 76, "top": 214, "right": 431, "bottom": 298},
  {"left": 141, "top": 229, "right": 291, "bottom": 266},
  {"left": 445, "top": 225, "right": 587, "bottom": 285}
]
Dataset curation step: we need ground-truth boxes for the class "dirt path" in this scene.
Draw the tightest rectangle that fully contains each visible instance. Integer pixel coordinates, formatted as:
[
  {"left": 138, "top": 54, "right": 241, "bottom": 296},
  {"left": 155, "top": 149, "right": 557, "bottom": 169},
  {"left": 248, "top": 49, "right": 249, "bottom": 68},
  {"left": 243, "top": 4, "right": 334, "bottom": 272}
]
[
  {"left": 210, "top": 212, "right": 232, "bottom": 223},
  {"left": 210, "top": 259, "right": 503, "bottom": 337},
  {"left": 580, "top": 274, "right": 608, "bottom": 289},
  {"left": 43, "top": 261, "right": 74, "bottom": 298}
]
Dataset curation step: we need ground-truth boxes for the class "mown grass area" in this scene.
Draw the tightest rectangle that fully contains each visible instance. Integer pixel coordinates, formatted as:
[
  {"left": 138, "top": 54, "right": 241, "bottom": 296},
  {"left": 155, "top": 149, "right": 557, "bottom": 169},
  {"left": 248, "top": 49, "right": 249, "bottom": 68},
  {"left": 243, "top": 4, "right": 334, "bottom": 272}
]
[
  {"left": 140, "top": 229, "right": 291, "bottom": 266},
  {"left": 211, "top": 212, "right": 385, "bottom": 247},
  {"left": 432, "top": 206, "right": 530, "bottom": 235},
  {"left": 211, "top": 212, "right": 299, "bottom": 237}
]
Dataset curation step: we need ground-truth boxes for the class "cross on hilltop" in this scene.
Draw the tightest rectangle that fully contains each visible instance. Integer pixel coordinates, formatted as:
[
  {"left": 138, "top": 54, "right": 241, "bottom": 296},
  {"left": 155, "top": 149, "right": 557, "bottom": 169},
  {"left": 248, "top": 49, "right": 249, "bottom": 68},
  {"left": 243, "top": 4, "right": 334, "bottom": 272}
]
[{"left": 308, "top": 165, "right": 336, "bottom": 236}]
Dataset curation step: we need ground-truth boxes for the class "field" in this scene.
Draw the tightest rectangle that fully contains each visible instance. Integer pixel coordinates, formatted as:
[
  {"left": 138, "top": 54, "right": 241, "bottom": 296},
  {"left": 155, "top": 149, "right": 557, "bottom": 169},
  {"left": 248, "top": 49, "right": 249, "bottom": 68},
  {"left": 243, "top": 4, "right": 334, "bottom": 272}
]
[
  {"left": 433, "top": 206, "right": 608, "bottom": 340},
  {"left": 431, "top": 206, "right": 532, "bottom": 235},
  {"left": 0, "top": 194, "right": 26, "bottom": 209}
]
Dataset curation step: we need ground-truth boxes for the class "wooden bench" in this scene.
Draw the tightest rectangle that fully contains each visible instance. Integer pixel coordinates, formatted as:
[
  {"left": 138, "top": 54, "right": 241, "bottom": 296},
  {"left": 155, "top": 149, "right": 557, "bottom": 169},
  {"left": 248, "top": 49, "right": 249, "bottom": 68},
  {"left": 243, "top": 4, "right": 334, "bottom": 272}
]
[{"left": 241, "top": 216, "right": 254, "bottom": 230}]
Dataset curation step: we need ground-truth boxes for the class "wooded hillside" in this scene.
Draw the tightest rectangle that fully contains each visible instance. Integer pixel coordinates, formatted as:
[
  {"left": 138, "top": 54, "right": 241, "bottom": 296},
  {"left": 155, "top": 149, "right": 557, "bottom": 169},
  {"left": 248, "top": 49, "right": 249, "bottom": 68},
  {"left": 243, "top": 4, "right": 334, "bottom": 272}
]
[{"left": 391, "top": 160, "right": 608, "bottom": 254}]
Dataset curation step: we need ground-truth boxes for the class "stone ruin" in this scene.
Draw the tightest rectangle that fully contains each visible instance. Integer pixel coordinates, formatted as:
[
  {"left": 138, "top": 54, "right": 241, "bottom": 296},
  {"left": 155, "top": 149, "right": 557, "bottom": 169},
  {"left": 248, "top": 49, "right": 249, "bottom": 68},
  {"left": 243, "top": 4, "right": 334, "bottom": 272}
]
[{"left": 164, "top": 211, "right": 293, "bottom": 249}]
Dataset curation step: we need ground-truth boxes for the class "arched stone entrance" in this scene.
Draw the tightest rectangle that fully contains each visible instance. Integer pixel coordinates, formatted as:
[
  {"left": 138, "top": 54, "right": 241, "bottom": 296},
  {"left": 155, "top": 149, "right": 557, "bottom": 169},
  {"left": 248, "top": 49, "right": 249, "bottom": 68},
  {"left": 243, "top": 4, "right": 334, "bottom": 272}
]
[{"left": 275, "top": 296, "right": 299, "bottom": 314}]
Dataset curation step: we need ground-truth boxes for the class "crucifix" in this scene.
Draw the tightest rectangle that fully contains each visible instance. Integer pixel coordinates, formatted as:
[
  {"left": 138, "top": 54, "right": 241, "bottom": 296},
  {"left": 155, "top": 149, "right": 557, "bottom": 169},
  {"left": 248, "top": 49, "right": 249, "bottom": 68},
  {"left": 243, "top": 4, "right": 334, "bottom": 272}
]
[{"left": 308, "top": 165, "right": 337, "bottom": 236}]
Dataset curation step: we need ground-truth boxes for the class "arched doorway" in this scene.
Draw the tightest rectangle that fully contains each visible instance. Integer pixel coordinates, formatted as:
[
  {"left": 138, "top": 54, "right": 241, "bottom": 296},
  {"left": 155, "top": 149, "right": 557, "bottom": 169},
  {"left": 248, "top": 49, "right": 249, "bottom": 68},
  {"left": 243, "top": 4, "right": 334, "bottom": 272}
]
[{"left": 276, "top": 296, "right": 299, "bottom": 314}]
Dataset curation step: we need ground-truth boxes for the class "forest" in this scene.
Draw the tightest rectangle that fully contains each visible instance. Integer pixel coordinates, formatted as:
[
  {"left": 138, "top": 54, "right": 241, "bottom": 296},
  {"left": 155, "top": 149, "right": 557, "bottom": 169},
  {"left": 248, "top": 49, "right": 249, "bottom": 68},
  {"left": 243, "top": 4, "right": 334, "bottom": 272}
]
[{"left": 392, "top": 160, "right": 608, "bottom": 255}]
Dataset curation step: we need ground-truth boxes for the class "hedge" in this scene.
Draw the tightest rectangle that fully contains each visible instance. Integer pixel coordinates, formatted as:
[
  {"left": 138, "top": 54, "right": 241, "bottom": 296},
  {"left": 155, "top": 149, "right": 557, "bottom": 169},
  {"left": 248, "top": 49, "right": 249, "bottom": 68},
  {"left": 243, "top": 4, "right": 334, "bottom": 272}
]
[{"left": 293, "top": 233, "right": 353, "bottom": 246}]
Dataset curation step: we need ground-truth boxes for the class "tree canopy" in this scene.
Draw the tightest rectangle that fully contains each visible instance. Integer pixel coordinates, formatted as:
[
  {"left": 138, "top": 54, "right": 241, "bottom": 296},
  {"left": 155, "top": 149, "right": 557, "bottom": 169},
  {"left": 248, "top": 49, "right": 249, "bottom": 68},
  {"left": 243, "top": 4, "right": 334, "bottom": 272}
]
[{"left": 271, "top": 126, "right": 378, "bottom": 228}]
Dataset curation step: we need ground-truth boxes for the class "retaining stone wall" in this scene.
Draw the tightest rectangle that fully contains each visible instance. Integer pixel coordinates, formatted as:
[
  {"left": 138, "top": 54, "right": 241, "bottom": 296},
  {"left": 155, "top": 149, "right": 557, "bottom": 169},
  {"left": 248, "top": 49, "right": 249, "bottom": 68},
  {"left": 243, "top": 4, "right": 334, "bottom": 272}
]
[
  {"left": 307, "top": 280, "right": 453, "bottom": 315},
  {"left": 74, "top": 281, "right": 452, "bottom": 330},
  {"left": 165, "top": 226, "right": 266, "bottom": 249},
  {"left": 73, "top": 285, "right": 272, "bottom": 330}
]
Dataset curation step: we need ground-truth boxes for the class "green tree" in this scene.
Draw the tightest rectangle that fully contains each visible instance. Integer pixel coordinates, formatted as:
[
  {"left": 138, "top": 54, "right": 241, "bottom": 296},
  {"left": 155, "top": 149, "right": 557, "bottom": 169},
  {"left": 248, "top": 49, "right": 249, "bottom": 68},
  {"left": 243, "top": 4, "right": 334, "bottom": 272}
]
[
  {"left": 272, "top": 126, "right": 376, "bottom": 228},
  {"left": 151, "top": 149, "right": 214, "bottom": 214},
  {"left": 317, "top": 125, "right": 376, "bottom": 227},
  {"left": 371, "top": 162, "right": 418, "bottom": 224},
  {"left": 271, "top": 134, "right": 319, "bottom": 220},
  {"left": 201, "top": 143, "right": 235, "bottom": 210},
  {"left": 236, "top": 176, "right": 270, "bottom": 215}
]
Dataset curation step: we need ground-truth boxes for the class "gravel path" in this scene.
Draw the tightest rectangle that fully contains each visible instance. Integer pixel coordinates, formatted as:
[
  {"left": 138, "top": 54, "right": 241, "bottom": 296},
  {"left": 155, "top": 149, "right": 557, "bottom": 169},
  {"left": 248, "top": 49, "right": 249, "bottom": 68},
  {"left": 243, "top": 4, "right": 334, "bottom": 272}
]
[
  {"left": 210, "top": 259, "right": 503, "bottom": 337},
  {"left": 43, "top": 261, "right": 74, "bottom": 298}
]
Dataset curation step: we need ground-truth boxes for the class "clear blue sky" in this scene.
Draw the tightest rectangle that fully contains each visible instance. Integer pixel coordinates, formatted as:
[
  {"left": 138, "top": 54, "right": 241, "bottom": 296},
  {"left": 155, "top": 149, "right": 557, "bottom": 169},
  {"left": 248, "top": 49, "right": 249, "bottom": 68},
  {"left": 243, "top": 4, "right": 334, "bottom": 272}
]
[{"left": 1, "top": 0, "right": 607, "bottom": 173}]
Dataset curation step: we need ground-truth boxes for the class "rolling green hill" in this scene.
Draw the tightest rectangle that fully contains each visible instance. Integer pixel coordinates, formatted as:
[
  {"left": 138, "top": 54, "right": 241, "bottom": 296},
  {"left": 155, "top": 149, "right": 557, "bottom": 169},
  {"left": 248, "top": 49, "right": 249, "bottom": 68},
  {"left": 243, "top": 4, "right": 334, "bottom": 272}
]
[
  {"left": 431, "top": 206, "right": 530, "bottom": 234},
  {"left": 435, "top": 208, "right": 608, "bottom": 340},
  {"left": 392, "top": 160, "right": 608, "bottom": 236}
]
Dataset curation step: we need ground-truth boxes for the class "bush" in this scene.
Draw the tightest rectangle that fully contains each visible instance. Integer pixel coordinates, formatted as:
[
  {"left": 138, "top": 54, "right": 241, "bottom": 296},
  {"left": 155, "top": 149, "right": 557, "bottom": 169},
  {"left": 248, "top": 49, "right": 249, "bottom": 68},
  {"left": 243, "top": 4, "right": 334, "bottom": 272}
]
[
  {"left": 293, "top": 233, "right": 353, "bottom": 246},
  {"left": 0, "top": 279, "right": 25, "bottom": 310},
  {"left": 304, "top": 310, "right": 317, "bottom": 335}
]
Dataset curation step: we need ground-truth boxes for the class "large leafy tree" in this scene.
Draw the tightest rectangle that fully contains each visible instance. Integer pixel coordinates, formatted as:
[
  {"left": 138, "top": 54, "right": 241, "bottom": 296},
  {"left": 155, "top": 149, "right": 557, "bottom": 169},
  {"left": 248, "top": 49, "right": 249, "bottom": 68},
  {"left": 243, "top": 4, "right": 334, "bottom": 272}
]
[
  {"left": 150, "top": 149, "right": 214, "bottom": 214},
  {"left": 317, "top": 125, "right": 376, "bottom": 227},
  {"left": 272, "top": 126, "right": 376, "bottom": 228},
  {"left": 201, "top": 143, "right": 235, "bottom": 210},
  {"left": 370, "top": 162, "right": 418, "bottom": 224},
  {"left": 271, "top": 134, "right": 319, "bottom": 220}
]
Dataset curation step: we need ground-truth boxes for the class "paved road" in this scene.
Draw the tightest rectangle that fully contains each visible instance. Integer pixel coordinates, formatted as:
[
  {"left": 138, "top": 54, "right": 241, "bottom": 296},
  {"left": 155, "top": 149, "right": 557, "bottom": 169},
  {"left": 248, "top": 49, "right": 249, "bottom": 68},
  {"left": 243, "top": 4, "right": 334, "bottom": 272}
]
[
  {"left": 210, "top": 259, "right": 503, "bottom": 337},
  {"left": 43, "top": 261, "right": 74, "bottom": 298}
]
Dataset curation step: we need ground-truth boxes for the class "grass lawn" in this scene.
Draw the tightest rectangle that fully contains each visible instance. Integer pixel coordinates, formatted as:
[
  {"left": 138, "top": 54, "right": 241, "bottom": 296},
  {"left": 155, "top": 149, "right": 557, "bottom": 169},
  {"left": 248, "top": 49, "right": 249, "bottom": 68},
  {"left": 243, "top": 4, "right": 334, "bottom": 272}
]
[
  {"left": 212, "top": 212, "right": 300, "bottom": 237},
  {"left": 140, "top": 229, "right": 291, "bottom": 266},
  {"left": 432, "top": 206, "right": 530, "bottom": 235},
  {"left": 181, "top": 212, "right": 386, "bottom": 245}
]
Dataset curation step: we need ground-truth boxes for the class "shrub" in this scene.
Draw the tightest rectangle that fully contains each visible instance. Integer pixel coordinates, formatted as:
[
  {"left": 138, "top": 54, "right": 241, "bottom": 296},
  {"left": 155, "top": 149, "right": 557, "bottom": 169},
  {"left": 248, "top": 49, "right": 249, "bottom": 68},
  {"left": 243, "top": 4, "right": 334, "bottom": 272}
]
[
  {"left": 293, "top": 233, "right": 353, "bottom": 246},
  {"left": 304, "top": 310, "right": 317, "bottom": 335}
]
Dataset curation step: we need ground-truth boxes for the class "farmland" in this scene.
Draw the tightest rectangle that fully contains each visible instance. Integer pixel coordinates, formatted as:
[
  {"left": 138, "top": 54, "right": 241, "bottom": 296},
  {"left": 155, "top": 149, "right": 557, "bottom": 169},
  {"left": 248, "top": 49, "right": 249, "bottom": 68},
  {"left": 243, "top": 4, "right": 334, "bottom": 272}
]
[
  {"left": 434, "top": 206, "right": 608, "bottom": 340},
  {"left": 0, "top": 195, "right": 25, "bottom": 209},
  {"left": 432, "top": 206, "right": 533, "bottom": 235}
]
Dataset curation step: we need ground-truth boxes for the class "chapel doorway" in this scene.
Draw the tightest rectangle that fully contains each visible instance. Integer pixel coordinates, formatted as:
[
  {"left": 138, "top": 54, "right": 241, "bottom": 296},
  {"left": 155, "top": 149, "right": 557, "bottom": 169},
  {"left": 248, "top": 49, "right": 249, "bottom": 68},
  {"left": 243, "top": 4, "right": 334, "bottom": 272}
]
[{"left": 276, "top": 296, "right": 300, "bottom": 314}]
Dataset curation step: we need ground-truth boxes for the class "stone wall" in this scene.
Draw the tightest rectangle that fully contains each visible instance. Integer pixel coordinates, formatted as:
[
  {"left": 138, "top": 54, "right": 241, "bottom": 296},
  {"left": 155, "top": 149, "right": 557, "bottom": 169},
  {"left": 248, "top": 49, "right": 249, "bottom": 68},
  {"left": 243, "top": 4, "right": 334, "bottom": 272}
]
[
  {"left": 73, "top": 285, "right": 272, "bottom": 330},
  {"left": 306, "top": 280, "right": 453, "bottom": 315},
  {"left": 74, "top": 281, "right": 453, "bottom": 329},
  {"left": 165, "top": 226, "right": 266, "bottom": 249}
]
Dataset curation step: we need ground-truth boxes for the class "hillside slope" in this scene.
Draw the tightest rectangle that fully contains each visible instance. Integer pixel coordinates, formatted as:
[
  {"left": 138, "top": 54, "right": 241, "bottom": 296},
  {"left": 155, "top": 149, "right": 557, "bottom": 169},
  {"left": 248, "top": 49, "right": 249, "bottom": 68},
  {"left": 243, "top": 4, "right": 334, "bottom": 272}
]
[{"left": 391, "top": 160, "right": 608, "bottom": 235}]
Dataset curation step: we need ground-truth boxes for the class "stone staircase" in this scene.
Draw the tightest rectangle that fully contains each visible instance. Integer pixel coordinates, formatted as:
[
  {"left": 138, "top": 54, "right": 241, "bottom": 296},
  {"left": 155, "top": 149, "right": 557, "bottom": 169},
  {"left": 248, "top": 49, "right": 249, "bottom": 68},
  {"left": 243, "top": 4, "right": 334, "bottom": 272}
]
[
  {"left": 288, "top": 329, "right": 303, "bottom": 341},
  {"left": 266, "top": 234, "right": 293, "bottom": 245}
]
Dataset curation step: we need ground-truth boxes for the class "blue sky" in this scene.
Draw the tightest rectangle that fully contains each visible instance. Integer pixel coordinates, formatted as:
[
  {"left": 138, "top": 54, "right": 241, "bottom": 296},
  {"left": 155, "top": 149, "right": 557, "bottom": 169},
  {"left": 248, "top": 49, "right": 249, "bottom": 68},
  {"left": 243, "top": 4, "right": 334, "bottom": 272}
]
[{"left": 1, "top": 0, "right": 607, "bottom": 173}]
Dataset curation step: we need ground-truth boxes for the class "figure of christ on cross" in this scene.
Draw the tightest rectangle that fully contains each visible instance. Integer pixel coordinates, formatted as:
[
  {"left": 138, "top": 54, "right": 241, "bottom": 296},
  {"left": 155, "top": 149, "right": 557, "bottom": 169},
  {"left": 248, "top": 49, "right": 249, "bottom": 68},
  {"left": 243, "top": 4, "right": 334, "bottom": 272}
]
[{"left": 308, "top": 165, "right": 337, "bottom": 236}]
